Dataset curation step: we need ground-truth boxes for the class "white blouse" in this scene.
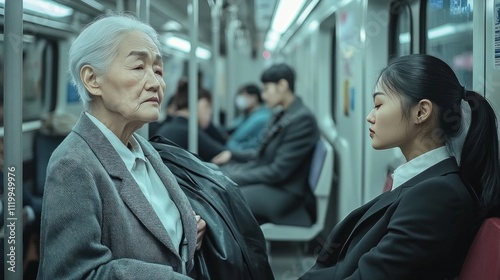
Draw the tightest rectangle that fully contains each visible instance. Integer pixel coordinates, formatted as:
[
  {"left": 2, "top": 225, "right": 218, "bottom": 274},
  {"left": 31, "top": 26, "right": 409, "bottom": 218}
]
[
  {"left": 392, "top": 146, "right": 451, "bottom": 190},
  {"left": 85, "top": 112, "right": 183, "bottom": 251}
]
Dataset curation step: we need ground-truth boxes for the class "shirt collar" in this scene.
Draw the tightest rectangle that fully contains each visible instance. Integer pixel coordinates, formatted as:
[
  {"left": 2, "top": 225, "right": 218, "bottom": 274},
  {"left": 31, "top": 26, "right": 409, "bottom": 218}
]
[
  {"left": 392, "top": 146, "right": 451, "bottom": 190},
  {"left": 85, "top": 112, "right": 146, "bottom": 172}
]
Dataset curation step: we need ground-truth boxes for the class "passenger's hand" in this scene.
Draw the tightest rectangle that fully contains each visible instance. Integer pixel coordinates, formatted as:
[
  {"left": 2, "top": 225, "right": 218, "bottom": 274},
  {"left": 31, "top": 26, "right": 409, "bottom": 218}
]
[
  {"left": 195, "top": 213, "right": 206, "bottom": 250},
  {"left": 211, "top": 150, "right": 232, "bottom": 165}
]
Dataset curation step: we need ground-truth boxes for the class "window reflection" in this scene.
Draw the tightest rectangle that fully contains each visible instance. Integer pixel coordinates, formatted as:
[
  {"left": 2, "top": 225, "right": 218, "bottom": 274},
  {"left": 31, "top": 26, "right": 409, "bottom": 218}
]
[
  {"left": 396, "top": 6, "right": 411, "bottom": 57},
  {"left": 0, "top": 35, "right": 52, "bottom": 124},
  {"left": 427, "top": 0, "right": 473, "bottom": 87}
]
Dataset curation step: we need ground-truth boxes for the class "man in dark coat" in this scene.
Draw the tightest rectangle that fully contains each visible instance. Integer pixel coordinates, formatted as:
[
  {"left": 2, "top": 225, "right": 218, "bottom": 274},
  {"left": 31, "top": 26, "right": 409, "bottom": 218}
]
[{"left": 212, "top": 63, "right": 320, "bottom": 226}]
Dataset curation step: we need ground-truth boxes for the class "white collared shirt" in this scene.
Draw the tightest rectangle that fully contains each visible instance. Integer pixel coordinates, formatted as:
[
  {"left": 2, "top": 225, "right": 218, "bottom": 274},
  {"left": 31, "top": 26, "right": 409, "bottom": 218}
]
[
  {"left": 85, "top": 112, "right": 183, "bottom": 251},
  {"left": 391, "top": 146, "right": 451, "bottom": 190}
]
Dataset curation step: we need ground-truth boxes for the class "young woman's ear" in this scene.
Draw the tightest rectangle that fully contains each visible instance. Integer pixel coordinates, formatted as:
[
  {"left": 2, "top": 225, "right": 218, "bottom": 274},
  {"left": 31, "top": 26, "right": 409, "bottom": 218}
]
[
  {"left": 413, "top": 99, "right": 433, "bottom": 124},
  {"left": 81, "top": 65, "right": 101, "bottom": 97}
]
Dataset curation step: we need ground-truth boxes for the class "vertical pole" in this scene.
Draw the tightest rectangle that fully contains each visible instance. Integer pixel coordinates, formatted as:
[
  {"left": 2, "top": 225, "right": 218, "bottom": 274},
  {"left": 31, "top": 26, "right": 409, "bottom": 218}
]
[
  {"left": 210, "top": 1, "right": 222, "bottom": 125},
  {"left": 4, "top": 0, "right": 23, "bottom": 279},
  {"left": 188, "top": 0, "right": 199, "bottom": 153},
  {"left": 225, "top": 5, "right": 238, "bottom": 125},
  {"left": 136, "top": 0, "right": 150, "bottom": 23},
  {"left": 117, "top": 0, "right": 125, "bottom": 12},
  {"left": 135, "top": 0, "right": 150, "bottom": 138}
]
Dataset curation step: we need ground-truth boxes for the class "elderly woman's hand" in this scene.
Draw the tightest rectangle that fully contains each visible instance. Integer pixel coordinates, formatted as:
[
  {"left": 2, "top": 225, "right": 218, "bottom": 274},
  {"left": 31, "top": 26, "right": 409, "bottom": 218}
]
[{"left": 194, "top": 213, "right": 206, "bottom": 250}]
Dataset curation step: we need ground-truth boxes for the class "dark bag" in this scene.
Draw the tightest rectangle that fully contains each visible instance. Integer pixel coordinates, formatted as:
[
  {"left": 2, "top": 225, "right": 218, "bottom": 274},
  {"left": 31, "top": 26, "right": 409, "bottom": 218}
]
[{"left": 150, "top": 136, "right": 274, "bottom": 280}]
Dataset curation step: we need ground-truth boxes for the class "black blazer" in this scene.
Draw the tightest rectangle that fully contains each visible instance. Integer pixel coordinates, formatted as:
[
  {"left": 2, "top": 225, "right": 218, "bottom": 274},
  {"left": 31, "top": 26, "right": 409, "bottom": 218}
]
[
  {"left": 301, "top": 158, "right": 479, "bottom": 280},
  {"left": 155, "top": 116, "right": 226, "bottom": 162},
  {"left": 150, "top": 136, "right": 274, "bottom": 280}
]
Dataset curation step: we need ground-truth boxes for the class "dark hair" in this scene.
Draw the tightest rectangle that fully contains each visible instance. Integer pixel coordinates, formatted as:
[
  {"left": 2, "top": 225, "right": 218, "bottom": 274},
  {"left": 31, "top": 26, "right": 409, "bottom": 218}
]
[
  {"left": 379, "top": 54, "right": 500, "bottom": 217},
  {"left": 239, "top": 84, "right": 263, "bottom": 103},
  {"left": 260, "top": 63, "right": 296, "bottom": 92},
  {"left": 173, "top": 80, "right": 212, "bottom": 110}
]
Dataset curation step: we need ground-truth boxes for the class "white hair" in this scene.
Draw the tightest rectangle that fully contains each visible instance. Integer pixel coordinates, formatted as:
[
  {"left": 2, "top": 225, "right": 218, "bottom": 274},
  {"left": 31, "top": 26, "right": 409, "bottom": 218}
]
[{"left": 68, "top": 14, "right": 162, "bottom": 110}]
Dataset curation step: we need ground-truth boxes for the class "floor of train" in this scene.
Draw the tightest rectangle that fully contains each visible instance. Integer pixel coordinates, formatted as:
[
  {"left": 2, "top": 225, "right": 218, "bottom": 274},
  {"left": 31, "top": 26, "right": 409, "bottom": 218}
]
[{"left": 268, "top": 241, "right": 316, "bottom": 280}]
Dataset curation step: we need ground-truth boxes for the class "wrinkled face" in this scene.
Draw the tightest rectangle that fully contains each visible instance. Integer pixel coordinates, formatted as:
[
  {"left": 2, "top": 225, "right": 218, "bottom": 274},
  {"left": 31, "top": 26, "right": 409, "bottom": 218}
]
[
  {"left": 96, "top": 31, "right": 166, "bottom": 125},
  {"left": 261, "top": 82, "right": 284, "bottom": 108},
  {"left": 198, "top": 97, "right": 212, "bottom": 129},
  {"left": 366, "top": 82, "right": 413, "bottom": 150}
]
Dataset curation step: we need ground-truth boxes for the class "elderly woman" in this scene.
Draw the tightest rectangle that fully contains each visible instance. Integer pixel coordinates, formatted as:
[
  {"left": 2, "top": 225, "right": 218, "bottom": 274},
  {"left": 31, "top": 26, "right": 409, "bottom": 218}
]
[{"left": 37, "top": 15, "right": 206, "bottom": 279}]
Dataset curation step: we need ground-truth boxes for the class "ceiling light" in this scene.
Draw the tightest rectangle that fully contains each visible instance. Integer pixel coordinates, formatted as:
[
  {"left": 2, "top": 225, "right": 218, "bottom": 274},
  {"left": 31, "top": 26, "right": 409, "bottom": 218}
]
[
  {"left": 162, "top": 20, "right": 183, "bottom": 31},
  {"left": 165, "top": 36, "right": 212, "bottom": 60},
  {"left": 0, "top": 0, "right": 73, "bottom": 18},
  {"left": 296, "top": 0, "right": 320, "bottom": 26},
  {"left": 271, "top": 0, "right": 307, "bottom": 34}
]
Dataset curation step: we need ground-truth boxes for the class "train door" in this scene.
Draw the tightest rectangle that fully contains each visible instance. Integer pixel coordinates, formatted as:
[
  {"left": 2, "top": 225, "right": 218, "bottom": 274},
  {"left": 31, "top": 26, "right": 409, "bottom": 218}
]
[
  {"left": 331, "top": 0, "right": 366, "bottom": 219},
  {"left": 316, "top": 13, "right": 339, "bottom": 231}
]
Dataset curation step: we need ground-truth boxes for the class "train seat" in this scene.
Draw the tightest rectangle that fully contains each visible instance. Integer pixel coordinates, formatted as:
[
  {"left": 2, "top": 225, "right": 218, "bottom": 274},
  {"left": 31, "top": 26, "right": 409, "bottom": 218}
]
[
  {"left": 458, "top": 217, "right": 500, "bottom": 280},
  {"left": 260, "top": 137, "right": 334, "bottom": 243}
]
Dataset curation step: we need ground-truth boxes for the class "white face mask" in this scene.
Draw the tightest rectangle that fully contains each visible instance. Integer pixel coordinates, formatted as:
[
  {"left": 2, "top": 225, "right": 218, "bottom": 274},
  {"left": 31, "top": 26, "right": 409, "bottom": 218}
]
[{"left": 235, "top": 95, "right": 248, "bottom": 110}]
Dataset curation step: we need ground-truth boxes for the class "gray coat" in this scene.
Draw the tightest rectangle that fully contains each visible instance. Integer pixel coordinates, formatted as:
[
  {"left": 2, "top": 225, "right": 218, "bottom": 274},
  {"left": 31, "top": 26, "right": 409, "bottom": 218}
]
[{"left": 37, "top": 113, "right": 198, "bottom": 280}]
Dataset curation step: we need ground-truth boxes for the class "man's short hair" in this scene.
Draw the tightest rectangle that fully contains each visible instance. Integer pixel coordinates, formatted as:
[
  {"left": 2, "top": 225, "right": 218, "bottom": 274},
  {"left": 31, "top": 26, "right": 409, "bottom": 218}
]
[{"left": 260, "top": 63, "right": 295, "bottom": 93}]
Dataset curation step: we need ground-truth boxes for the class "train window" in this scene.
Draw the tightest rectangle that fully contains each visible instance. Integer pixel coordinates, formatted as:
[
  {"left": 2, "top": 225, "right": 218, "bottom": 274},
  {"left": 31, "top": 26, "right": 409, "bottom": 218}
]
[
  {"left": 0, "top": 34, "right": 56, "bottom": 124},
  {"left": 425, "top": 0, "right": 473, "bottom": 87},
  {"left": 388, "top": 1, "right": 413, "bottom": 60}
]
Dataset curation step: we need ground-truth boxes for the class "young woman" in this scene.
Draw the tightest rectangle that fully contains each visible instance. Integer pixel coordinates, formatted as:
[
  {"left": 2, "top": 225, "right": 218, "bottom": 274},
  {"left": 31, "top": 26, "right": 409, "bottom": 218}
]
[{"left": 300, "top": 54, "right": 500, "bottom": 280}]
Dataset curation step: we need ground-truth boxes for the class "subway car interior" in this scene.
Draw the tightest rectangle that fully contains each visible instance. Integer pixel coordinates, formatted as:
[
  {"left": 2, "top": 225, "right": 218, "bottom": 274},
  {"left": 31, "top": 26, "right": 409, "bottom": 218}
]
[{"left": 1, "top": 0, "right": 500, "bottom": 279}]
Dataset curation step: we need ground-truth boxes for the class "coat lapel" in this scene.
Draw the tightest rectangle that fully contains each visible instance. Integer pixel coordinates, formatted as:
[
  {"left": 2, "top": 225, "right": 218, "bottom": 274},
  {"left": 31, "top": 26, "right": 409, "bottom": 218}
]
[
  {"left": 72, "top": 113, "right": 192, "bottom": 258},
  {"left": 259, "top": 109, "right": 284, "bottom": 150},
  {"left": 342, "top": 158, "right": 460, "bottom": 252},
  {"left": 139, "top": 137, "right": 198, "bottom": 261},
  {"left": 259, "top": 97, "right": 303, "bottom": 153},
  {"left": 117, "top": 176, "right": 180, "bottom": 255}
]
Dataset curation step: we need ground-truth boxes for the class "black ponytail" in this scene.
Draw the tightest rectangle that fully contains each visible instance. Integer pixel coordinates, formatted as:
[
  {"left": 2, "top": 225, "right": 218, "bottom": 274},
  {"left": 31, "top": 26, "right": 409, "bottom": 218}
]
[
  {"left": 460, "top": 91, "right": 500, "bottom": 217},
  {"left": 380, "top": 54, "right": 500, "bottom": 217}
]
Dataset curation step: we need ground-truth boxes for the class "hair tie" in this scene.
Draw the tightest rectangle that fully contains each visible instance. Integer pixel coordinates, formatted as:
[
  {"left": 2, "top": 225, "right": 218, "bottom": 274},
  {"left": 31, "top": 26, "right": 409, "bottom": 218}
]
[{"left": 462, "top": 86, "right": 467, "bottom": 100}]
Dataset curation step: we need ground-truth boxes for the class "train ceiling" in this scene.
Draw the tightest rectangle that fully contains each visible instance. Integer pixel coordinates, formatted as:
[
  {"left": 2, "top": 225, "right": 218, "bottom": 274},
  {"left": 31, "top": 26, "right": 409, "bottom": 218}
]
[{"left": 46, "top": 0, "right": 278, "bottom": 57}]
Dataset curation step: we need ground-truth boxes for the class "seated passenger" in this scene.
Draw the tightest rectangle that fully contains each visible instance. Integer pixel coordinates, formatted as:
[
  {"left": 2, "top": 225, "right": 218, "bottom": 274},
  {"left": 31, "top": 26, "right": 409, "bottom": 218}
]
[
  {"left": 226, "top": 84, "right": 272, "bottom": 152},
  {"left": 300, "top": 54, "right": 500, "bottom": 279},
  {"left": 199, "top": 88, "right": 228, "bottom": 145},
  {"left": 212, "top": 63, "right": 320, "bottom": 226},
  {"left": 37, "top": 15, "right": 206, "bottom": 279},
  {"left": 203, "top": 119, "right": 228, "bottom": 145},
  {"left": 156, "top": 81, "right": 227, "bottom": 162},
  {"left": 198, "top": 71, "right": 228, "bottom": 145}
]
